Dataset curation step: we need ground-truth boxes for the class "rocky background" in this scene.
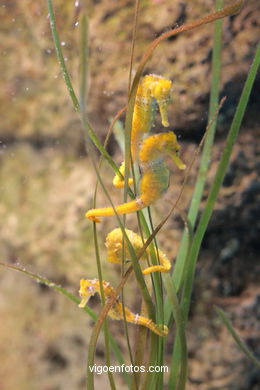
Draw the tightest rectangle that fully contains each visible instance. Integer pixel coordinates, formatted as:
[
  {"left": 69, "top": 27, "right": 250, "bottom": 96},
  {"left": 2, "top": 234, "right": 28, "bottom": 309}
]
[{"left": 0, "top": 0, "right": 259, "bottom": 389}]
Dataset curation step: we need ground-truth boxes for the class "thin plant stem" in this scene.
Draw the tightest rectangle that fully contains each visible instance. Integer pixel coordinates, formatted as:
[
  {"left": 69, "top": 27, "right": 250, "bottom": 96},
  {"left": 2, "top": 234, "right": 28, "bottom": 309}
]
[
  {"left": 47, "top": 0, "right": 80, "bottom": 111},
  {"left": 79, "top": 12, "right": 88, "bottom": 115},
  {"left": 92, "top": 223, "right": 116, "bottom": 390},
  {"left": 131, "top": 309, "right": 148, "bottom": 390},
  {"left": 215, "top": 306, "right": 260, "bottom": 369},
  {"left": 163, "top": 274, "right": 187, "bottom": 390},
  {"left": 82, "top": 13, "right": 113, "bottom": 390},
  {"left": 172, "top": 0, "right": 224, "bottom": 292},
  {"left": 147, "top": 208, "right": 164, "bottom": 388},
  {"left": 166, "top": 3, "right": 225, "bottom": 381},
  {"left": 125, "top": 0, "right": 141, "bottom": 370},
  {"left": 128, "top": 0, "right": 141, "bottom": 94},
  {"left": 164, "top": 97, "right": 227, "bottom": 324},
  {"left": 78, "top": 7, "right": 116, "bottom": 388},
  {"left": 47, "top": 0, "right": 124, "bottom": 176},
  {"left": 181, "top": 41, "right": 260, "bottom": 323}
]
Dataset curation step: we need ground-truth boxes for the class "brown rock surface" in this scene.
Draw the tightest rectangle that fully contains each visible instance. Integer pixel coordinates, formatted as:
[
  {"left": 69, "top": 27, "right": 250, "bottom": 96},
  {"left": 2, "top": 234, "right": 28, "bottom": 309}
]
[
  {"left": 0, "top": 0, "right": 259, "bottom": 142},
  {"left": 0, "top": 1, "right": 259, "bottom": 389}
]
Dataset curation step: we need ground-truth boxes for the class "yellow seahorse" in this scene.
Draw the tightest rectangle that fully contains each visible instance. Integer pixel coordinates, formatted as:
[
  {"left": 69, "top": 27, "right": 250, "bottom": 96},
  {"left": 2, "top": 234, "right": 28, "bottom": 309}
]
[
  {"left": 79, "top": 278, "right": 168, "bottom": 337},
  {"left": 105, "top": 228, "right": 171, "bottom": 274},
  {"left": 86, "top": 131, "right": 186, "bottom": 222},
  {"left": 113, "top": 74, "right": 172, "bottom": 188}
]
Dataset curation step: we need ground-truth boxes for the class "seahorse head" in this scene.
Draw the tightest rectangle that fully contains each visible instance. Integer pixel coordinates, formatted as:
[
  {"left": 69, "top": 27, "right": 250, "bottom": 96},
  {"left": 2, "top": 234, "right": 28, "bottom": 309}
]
[
  {"left": 143, "top": 74, "right": 172, "bottom": 127},
  {"left": 158, "top": 132, "right": 186, "bottom": 170},
  {"left": 78, "top": 278, "right": 99, "bottom": 308}
]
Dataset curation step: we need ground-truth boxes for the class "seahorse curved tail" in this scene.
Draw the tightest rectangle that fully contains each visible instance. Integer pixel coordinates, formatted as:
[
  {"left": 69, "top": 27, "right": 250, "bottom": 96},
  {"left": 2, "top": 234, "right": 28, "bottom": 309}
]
[
  {"left": 85, "top": 198, "right": 145, "bottom": 222},
  {"left": 130, "top": 314, "right": 168, "bottom": 337}
]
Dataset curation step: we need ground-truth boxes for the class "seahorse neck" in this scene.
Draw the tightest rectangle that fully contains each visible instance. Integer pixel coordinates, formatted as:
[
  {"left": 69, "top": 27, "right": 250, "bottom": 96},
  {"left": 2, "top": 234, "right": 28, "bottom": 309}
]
[{"left": 139, "top": 135, "right": 164, "bottom": 164}]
